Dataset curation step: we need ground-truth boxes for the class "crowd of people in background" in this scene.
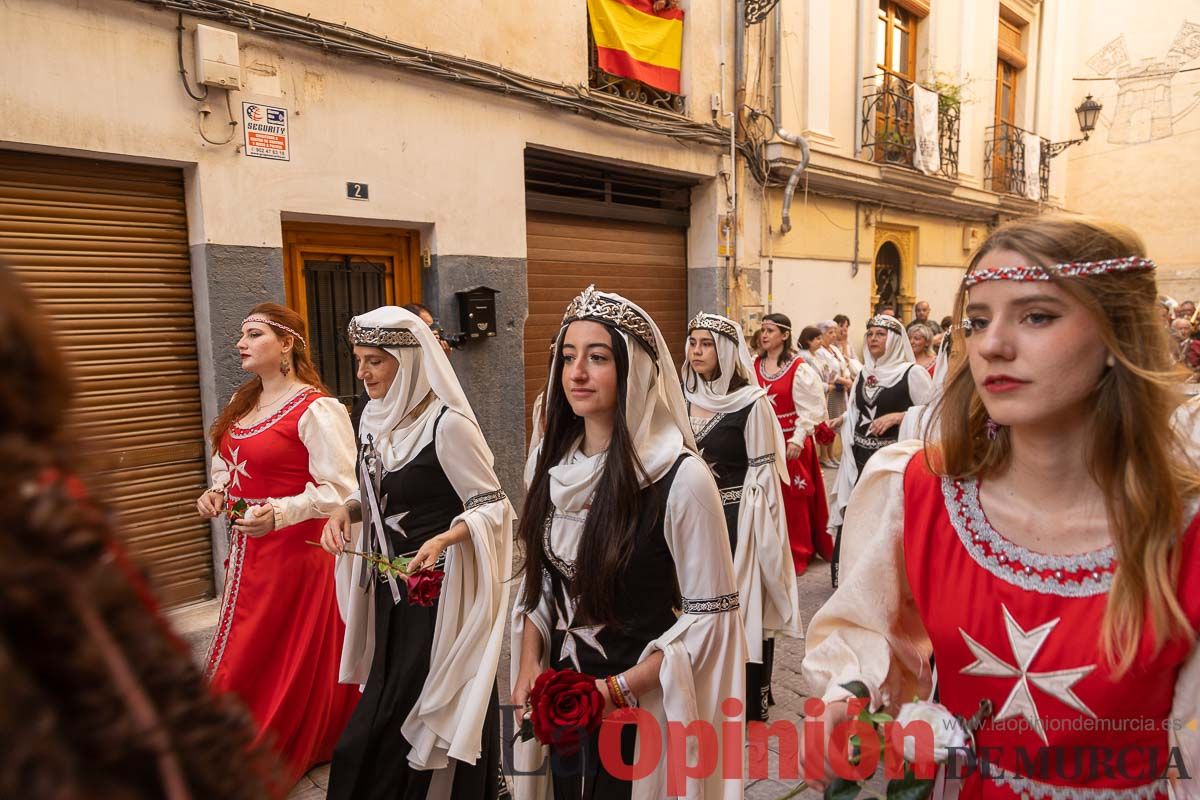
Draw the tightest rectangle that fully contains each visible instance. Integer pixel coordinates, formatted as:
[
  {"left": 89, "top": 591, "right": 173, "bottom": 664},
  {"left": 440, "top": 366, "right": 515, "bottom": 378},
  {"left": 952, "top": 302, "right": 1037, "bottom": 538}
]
[{"left": 7, "top": 214, "right": 1200, "bottom": 800}]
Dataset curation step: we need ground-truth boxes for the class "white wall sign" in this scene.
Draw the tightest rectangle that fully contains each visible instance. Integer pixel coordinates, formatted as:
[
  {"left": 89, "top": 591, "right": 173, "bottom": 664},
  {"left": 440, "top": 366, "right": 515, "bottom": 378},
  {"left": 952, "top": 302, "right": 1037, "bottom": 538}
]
[{"left": 242, "top": 103, "right": 289, "bottom": 161}]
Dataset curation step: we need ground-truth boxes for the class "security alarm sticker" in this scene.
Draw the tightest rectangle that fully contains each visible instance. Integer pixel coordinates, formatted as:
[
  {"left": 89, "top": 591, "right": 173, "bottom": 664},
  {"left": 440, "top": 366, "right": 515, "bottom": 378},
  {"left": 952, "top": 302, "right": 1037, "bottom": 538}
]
[{"left": 242, "top": 103, "right": 290, "bottom": 161}]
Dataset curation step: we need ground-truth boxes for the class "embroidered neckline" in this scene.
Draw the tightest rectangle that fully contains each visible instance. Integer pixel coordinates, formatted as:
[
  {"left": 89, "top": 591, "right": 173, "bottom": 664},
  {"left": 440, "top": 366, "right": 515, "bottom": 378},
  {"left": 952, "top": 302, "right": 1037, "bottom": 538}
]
[
  {"left": 941, "top": 476, "right": 1116, "bottom": 597},
  {"left": 230, "top": 388, "right": 318, "bottom": 439},
  {"left": 756, "top": 355, "right": 796, "bottom": 382}
]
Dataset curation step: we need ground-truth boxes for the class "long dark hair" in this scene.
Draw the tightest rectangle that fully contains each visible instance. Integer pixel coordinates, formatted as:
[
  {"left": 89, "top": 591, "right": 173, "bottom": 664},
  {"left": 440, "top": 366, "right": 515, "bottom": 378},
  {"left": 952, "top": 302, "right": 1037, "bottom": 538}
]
[
  {"left": 517, "top": 324, "right": 649, "bottom": 628},
  {"left": 761, "top": 312, "right": 795, "bottom": 359},
  {"left": 0, "top": 261, "right": 280, "bottom": 798}
]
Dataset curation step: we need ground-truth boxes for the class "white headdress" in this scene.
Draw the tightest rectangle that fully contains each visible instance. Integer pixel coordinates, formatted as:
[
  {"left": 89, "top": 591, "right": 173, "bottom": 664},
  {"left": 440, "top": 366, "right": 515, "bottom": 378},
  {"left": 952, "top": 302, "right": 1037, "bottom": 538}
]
[
  {"left": 537, "top": 286, "right": 696, "bottom": 512},
  {"left": 349, "top": 306, "right": 480, "bottom": 471}
]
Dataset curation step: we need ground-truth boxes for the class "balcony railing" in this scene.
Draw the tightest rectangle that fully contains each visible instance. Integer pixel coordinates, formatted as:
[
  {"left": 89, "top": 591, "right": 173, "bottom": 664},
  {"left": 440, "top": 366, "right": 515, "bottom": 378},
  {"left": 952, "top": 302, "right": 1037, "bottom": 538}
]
[
  {"left": 860, "top": 74, "right": 960, "bottom": 180},
  {"left": 588, "top": 30, "right": 684, "bottom": 113},
  {"left": 984, "top": 122, "right": 1050, "bottom": 202}
]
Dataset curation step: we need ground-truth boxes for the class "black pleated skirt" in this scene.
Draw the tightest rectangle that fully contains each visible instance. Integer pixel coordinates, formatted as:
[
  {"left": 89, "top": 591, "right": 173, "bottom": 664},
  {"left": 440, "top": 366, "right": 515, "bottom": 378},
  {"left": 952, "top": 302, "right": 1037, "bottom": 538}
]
[{"left": 327, "top": 580, "right": 501, "bottom": 800}]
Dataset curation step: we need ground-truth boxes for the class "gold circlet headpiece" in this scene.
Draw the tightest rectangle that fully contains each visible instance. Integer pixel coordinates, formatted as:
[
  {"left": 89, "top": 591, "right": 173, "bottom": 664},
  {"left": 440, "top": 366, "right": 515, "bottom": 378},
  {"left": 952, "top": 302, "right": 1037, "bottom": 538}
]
[
  {"left": 561, "top": 285, "right": 658, "bottom": 357},
  {"left": 347, "top": 319, "right": 422, "bottom": 348},
  {"left": 962, "top": 256, "right": 1155, "bottom": 288},
  {"left": 688, "top": 312, "right": 739, "bottom": 344}
]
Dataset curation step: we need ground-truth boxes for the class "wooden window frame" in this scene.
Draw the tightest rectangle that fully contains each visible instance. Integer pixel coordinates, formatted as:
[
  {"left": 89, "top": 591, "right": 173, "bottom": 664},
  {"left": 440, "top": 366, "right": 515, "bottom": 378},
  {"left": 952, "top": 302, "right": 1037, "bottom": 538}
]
[
  {"left": 877, "top": 0, "right": 921, "bottom": 82},
  {"left": 281, "top": 222, "right": 421, "bottom": 325}
]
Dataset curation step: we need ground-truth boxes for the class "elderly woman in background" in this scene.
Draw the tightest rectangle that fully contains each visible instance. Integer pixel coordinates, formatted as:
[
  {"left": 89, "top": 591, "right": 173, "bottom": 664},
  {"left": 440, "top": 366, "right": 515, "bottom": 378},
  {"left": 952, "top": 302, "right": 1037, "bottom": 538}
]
[{"left": 908, "top": 322, "right": 937, "bottom": 375}]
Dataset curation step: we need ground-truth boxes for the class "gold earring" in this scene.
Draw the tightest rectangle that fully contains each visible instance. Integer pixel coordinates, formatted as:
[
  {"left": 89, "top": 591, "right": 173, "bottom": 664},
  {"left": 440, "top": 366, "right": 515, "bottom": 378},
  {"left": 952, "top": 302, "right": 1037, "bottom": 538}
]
[
  {"left": 1106, "top": 353, "right": 1116, "bottom": 368},
  {"left": 280, "top": 355, "right": 292, "bottom": 377}
]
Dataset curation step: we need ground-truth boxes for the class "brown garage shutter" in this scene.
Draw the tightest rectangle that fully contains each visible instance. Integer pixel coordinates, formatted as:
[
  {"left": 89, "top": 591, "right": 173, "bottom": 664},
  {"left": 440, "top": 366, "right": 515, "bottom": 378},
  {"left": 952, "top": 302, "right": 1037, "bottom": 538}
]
[
  {"left": 525, "top": 212, "right": 688, "bottom": 423},
  {"left": 0, "top": 150, "right": 213, "bottom": 607}
]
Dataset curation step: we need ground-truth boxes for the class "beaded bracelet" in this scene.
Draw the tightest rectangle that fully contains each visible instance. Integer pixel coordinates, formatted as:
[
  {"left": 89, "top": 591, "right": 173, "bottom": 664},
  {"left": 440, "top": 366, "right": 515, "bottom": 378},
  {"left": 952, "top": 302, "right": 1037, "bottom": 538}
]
[{"left": 605, "top": 675, "right": 629, "bottom": 709}]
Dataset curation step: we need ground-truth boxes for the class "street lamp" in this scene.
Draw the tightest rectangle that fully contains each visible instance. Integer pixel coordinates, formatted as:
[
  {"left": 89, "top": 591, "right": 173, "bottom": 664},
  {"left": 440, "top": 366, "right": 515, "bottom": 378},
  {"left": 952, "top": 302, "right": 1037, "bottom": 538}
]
[{"left": 1046, "top": 95, "right": 1103, "bottom": 158}]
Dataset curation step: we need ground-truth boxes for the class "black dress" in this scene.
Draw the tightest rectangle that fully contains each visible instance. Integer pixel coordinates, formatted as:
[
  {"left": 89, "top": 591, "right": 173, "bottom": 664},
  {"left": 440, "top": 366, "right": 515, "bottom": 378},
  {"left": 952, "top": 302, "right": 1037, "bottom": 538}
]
[
  {"left": 850, "top": 366, "right": 915, "bottom": 477},
  {"left": 327, "top": 408, "right": 501, "bottom": 800},
  {"left": 543, "top": 455, "right": 688, "bottom": 800},
  {"left": 832, "top": 366, "right": 916, "bottom": 587},
  {"left": 690, "top": 404, "right": 775, "bottom": 722}
]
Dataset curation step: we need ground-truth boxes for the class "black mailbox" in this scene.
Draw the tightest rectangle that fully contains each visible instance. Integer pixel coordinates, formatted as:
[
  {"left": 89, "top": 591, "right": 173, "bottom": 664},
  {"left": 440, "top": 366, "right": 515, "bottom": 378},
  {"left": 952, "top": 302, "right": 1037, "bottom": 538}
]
[{"left": 456, "top": 285, "right": 499, "bottom": 340}]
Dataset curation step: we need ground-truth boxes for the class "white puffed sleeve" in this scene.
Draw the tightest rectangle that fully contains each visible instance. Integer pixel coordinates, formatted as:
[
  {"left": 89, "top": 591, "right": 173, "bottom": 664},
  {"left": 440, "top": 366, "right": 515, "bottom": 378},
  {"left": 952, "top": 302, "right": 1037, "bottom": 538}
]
[
  {"left": 208, "top": 450, "right": 231, "bottom": 493},
  {"left": 791, "top": 361, "right": 829, "bottom": 446},
  {"left": 403, "top": 410, "right": 515, "bottom": 771},
  {"left": 802, "top": 441, "right": 932, "bottom": 711},
  {"left": 267, "top": 397, "right": 357, "bottom": 530},
  {"left": 897, "top": 366, "right": 936, "bottom": 442},
  {"left": 639, "top": 455, "right": 747, "bottom": 800},
  {"left": 736, "top": 398, "right": 802, "bottom": 662}
]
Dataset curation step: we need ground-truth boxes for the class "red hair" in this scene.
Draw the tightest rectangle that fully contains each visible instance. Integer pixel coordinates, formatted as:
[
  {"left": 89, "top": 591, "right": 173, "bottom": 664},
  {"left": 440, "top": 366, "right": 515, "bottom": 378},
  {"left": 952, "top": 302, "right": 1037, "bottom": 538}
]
[{"left": 209, "top": 303, "right": 331, "bottom": 451}]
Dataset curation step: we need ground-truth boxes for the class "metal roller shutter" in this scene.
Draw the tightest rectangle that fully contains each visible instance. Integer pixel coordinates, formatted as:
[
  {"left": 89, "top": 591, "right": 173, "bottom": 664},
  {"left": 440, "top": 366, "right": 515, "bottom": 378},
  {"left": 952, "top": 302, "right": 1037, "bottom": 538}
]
[
  {"left": 525, "top": 211, "right": 688, "bottom": 423},
  {"left": 0, "top": 150, "right": 213, "bottom": 607}
]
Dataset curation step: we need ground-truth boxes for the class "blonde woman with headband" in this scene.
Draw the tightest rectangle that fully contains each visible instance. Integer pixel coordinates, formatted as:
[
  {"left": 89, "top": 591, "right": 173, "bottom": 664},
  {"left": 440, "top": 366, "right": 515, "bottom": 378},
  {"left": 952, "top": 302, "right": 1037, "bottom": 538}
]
[
  {"left": 196, "top": 302, "right": 360, "bottom": 785},
  {"left": 804, "top": 216, "right": 1200, "bottom": 798}
]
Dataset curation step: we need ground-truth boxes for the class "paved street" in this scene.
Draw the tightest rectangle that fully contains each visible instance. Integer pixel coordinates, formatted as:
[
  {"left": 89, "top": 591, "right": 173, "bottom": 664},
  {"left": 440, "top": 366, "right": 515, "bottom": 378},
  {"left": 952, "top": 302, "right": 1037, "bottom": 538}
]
[
  {"left": 172, "top": 473, "right": 840, "bottom": 800},
  {"left": 175, "top": 562, "right": 835, "bottom": 800}
]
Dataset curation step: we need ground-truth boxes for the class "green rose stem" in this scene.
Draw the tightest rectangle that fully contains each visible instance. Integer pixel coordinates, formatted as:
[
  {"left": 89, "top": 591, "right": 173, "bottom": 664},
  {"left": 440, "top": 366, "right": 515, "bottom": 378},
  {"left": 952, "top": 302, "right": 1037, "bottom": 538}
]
[{"left": 304, "top": 540, "right": 412, "bottom": 579}]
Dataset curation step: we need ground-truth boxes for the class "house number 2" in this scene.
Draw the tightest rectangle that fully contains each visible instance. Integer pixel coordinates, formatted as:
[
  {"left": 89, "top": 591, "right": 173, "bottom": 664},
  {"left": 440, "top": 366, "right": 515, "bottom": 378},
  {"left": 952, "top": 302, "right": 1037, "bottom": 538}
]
[{"left": 346, "top": 182, "right": 369, "bottom": 201}]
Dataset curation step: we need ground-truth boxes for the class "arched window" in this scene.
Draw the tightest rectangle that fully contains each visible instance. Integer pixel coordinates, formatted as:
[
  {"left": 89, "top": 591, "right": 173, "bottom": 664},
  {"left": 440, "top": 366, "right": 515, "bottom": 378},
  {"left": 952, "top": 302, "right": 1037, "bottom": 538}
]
[{"left": 874, "top": 241, "right": 902, "bottom": 314}]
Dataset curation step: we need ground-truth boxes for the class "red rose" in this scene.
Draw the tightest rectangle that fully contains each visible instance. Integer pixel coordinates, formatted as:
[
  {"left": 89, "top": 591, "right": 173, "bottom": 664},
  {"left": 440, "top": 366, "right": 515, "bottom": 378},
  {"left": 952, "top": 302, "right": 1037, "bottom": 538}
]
[
  {"left": 405, "top": 569, "right": 445, "bottom": 607},
  {"left": 814, "top": 421, "right": 836, "bottom": 446},
  {"left": 865, "top": 374, "right": 878, "bottom": 388},
  {"left": 528, "top": 668, "right": 604, "bottom": 755}
]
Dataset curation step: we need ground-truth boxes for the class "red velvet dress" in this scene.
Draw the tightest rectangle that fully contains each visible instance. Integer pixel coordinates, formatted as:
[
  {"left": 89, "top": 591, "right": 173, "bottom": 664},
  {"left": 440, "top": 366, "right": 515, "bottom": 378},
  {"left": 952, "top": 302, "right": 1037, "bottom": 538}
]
[
  {"left": 205, "top": 388, "right": 360, "bottom": 785},
  {"left": 902, "top": 454, "right": 1200, "bottom": 798},
  {"left": 755, "top": 355, "right": 833, "bottom": 572}
]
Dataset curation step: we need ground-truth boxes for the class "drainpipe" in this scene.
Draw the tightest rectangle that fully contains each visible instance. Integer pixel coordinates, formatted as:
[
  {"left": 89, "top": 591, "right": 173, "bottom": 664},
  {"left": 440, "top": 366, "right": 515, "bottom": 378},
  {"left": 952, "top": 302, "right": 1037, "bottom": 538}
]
[
  {"left": 773, "top": 6, "right": 811, "bottom": 235},
  {"left": 853, "top": 0, "right": 866, "bottom": 155},
  {"left": 777, "top": 130, "right": 810, "bottom": 235}
]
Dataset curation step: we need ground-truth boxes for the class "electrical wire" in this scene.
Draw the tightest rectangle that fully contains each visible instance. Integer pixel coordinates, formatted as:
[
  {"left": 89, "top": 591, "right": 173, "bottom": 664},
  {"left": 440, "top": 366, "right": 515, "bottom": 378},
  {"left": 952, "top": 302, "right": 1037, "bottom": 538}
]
[
  {"left": 176, "top": 12, "right": 209, "bottom": 101},
  {"left": 143, "top": 0, "right": 738, "bottom": 153},
  {"left": 197, "top": 89, "right": 239, "bottom": 145}
]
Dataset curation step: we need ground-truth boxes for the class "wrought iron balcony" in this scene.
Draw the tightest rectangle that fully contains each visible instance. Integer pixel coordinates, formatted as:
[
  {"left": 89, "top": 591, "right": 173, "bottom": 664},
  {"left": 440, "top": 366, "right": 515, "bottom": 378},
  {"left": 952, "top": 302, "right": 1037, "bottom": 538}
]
[
  {"left": 860, "top": 73, "right": 960, "bottom": 180},
  {"left": 984, "top": 122, "right": 1050, "bottom": 202},
  {"left": 588, "top": 30, "right": 685, "bottom": 113}
]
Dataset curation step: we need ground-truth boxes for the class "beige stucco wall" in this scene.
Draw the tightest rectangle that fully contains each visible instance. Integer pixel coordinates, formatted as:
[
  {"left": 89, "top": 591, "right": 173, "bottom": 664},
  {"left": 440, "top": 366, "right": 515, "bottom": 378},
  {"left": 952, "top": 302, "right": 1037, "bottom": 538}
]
[
  {"left": 1058, "top": 0, "right": 1200, "bottom": 290},
  {"left": 0, "top": 0, "right": 726, "bottom": 257}
]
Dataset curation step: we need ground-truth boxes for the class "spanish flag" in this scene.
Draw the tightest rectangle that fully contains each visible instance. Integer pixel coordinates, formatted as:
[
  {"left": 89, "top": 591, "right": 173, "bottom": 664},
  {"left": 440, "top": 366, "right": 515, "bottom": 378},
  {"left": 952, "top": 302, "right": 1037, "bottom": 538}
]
[{"left": 588, "top": 0, "right": 684, "bottom": 95}]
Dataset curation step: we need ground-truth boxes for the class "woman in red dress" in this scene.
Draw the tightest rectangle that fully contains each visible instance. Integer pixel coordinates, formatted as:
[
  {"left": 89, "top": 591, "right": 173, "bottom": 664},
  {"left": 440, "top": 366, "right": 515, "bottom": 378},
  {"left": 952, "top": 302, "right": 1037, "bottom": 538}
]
[
  {"left": 195, "top": 302, "right": 360, "bottom": 785},
  {"left": 755, "top": 313, "right": 834, "bottom": 573},
  {"left": 803, "top": 217, "right": 1200, "bottom": 798}
]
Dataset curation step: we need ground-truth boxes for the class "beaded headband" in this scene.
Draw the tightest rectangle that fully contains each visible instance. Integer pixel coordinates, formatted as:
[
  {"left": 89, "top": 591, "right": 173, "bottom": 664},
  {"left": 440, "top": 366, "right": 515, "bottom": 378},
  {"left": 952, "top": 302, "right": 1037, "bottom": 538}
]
[
  {"left": 347, "top": 319, "right": 421, "bottom": 348},
  {"left": 561, "top": 285, "right": 658, "bottom": 357},
  {"left": 688, "top": 312, "right": 739, "bottom": 344},
  {"left": 242, "top": 315, "right": 306, "bottom": 347},
  {"left": 760, "top": 319, "right": 791, "bottom": 332},
  {"left": 866, "top": 315, "right": 905, "bottom": 337},
  {"left": 962, "top": 256, "right": 1155, "bottom": 288}
]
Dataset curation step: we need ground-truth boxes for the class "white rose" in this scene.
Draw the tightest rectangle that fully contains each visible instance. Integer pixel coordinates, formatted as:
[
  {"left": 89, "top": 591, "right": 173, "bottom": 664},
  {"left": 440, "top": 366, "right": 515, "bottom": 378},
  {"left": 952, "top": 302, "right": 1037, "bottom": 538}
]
[{"left": 894, "top": 701, "right": 970, "bottom": 763}]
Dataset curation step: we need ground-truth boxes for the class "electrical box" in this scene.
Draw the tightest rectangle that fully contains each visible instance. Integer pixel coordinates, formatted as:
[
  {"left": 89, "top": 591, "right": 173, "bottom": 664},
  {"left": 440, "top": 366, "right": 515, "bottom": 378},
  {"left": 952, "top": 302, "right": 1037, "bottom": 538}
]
[
  {"left": 456, "top": 286, "right": 499, "bottom": 341},
  {"left": 195, "top": 24, "right": 242, "bottom": 89}
]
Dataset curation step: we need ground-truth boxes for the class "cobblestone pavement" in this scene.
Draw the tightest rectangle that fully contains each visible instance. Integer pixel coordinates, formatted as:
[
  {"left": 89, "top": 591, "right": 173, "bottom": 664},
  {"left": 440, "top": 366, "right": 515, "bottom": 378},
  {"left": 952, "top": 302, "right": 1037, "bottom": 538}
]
[{"left": 177, "top": 472, "right": 840, "bottom": 800}]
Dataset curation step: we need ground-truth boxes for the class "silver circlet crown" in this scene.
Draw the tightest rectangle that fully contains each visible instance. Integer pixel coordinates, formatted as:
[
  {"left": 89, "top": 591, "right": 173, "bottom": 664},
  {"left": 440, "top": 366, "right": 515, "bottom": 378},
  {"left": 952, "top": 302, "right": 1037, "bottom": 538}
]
[
  {"left": 347, "top": 319, "right": 422, "bottom": 348},
  {"left": 561, "top": 285, "right": 658, "bottom": 357},
  {"left": 867, "top": 315, "right": 905, "bottom": 337},
  {"left": 688, "top": 312, "right": 739, "bottom": 344},
  {"left": 962, "top": 256, "right": 1155, "bottom": 288}
]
